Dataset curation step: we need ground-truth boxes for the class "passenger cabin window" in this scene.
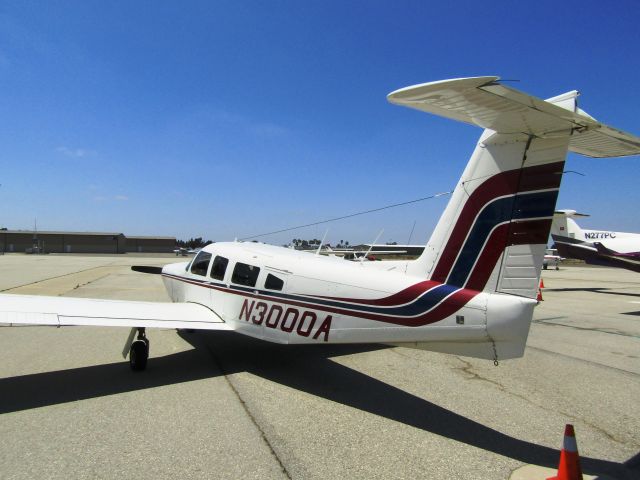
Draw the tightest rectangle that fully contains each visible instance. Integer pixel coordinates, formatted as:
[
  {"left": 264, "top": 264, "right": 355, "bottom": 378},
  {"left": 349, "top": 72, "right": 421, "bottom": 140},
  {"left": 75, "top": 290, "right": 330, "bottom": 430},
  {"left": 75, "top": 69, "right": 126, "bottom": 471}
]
[
  {"left": 231, "top": 262, "right": 260, "bottom": 287},
  {"left": 265, "top": 273, "right": 284, "bottom": 291},
  {"left": 210, "top": 256, "right": 229, "bottom": 281},
  {"left": 190, "top": 251, "right": 212, "bottom": 276}
]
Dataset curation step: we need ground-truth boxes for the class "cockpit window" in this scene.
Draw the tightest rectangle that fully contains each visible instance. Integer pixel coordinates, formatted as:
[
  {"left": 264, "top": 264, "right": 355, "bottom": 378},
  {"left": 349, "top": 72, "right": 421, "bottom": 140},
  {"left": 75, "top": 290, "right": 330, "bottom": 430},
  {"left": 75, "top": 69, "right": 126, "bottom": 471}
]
[
  {"left": 265, "top": 273, "right": 284, "bottom": 291},
  {"left": 210, "top": 256, "right": 229, "bottom": 281},
  {"left": 190, "top": 251, "right": 212, "bottom": 276},
  {"left": 231, "top": 262, "right": 260, "bottom": 287}
]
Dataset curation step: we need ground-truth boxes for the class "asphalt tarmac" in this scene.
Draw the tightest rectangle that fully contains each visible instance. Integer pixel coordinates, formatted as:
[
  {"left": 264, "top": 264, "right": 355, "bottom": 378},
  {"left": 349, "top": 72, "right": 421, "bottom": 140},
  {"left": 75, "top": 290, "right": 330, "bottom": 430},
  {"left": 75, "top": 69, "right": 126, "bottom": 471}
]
[{"left": 0, "top": 254, "right": 638, "bottom": 479}]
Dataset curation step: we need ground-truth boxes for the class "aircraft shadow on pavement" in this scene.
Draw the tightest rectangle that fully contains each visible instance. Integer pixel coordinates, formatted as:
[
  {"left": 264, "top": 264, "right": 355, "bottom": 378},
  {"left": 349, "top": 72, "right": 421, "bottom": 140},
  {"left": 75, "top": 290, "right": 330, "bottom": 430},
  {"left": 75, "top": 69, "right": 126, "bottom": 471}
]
[{"left": 0, "top": 330, "right": 636, "bottom": 478}]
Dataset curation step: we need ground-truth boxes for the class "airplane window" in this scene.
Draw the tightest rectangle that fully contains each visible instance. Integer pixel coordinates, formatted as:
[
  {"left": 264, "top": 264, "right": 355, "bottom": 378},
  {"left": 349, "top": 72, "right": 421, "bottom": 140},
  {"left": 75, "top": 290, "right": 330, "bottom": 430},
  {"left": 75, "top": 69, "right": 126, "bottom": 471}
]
[
  {"left": 210, "top": 256, "right": 229, "bottom": 281},
  {"left": 265, "top": 273, "right": 284, "bottom": 291},
  {"left": 190, "top": 251, "right": 212, "bottom": 276},
  {"left": 231, "top": 262, "right": 260, "bottom": 287}
]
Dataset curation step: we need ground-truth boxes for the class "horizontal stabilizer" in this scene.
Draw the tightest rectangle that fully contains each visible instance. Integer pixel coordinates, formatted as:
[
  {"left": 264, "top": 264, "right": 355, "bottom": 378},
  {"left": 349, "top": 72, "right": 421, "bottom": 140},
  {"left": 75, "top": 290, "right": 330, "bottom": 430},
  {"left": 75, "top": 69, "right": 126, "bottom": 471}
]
[
  {"left": 387, "top": 77, "right": 640, "bottom": 158},
  {"left": 131, "top": 265, "right": 164, "bottom": 274},
  {"left": 554, "top": 209, "right": 590, "bottom": 218}
]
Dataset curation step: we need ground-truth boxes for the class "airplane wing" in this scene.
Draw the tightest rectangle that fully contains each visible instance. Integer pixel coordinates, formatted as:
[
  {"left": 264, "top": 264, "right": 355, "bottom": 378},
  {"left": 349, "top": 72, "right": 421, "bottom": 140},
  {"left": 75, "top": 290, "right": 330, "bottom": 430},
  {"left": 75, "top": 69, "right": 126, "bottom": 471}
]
[
  {"left": 594, "top": 243, "right": 640, "bottom": 264},
  {"left": 554, "top": 239, "right": 640, "bottom": 273},
  {"left": 387, "top": 77, "right": 640, "bottom": 158},
  {"left": 0, "top": 294, "right": 231, "bottom": 330}
]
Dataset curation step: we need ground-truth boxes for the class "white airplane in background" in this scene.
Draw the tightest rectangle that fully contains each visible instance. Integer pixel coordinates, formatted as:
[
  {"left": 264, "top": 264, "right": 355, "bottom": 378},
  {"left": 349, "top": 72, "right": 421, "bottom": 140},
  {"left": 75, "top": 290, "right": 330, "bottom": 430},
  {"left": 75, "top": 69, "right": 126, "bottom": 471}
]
[
  {"left": 319, "top": 245, "right": 409, "bottom": 260},
  {"left": 2, "top": 77, "right": 640, "bottom": 371},
  {"left": 551, "top": 210, "right": 640, "bottom": 272},
  {"left": 173, "top": 247, "right": 202, "bottom": 256},
  {"left": 543, "top": 248, "right": 563, "bottom": 270}
]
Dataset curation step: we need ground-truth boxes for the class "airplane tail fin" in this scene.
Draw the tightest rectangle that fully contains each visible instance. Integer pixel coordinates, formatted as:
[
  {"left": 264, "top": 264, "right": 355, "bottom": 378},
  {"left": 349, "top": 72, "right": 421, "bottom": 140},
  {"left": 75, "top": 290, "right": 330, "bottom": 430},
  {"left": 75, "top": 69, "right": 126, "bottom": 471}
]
[
  {"left": 551, "top": 210, "right": 588, "bottom": 241},
  {"left": 388, "top": 77, "right": 640, "bottom": 299}
]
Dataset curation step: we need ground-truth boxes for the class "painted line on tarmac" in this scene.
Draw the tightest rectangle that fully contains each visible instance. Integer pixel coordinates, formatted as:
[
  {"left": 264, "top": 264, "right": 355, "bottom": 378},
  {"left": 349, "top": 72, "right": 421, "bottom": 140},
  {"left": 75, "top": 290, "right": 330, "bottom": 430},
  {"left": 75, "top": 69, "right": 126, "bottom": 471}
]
[
  {"left": 533, "top": 318, "right": 639, "bottom": 340},
  {"left": 527, "top": 346, "right": 638, "bottom": 377},
  {"left": 0, "top": 265, "right": 117, "bottom": 293}
]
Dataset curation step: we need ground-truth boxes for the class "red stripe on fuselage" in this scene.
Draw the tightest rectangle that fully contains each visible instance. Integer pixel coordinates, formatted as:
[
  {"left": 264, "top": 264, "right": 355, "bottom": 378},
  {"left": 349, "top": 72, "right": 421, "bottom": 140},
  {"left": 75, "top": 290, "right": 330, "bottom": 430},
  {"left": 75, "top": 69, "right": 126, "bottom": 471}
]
[
  {"left": 313, "top": 279, "right": 442, "bottom": 306},
  {"left": 163, "top": 274, "right": 478, "bottom": 327},
  {"left": 242, "top": 287, "right": 478, "bottom": 327}
]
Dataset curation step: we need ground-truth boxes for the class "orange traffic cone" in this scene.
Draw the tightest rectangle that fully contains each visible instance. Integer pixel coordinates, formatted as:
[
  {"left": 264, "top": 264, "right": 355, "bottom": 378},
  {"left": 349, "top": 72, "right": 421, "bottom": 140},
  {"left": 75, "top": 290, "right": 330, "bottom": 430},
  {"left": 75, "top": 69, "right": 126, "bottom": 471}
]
[
  {"left": 547, "top": 424, "right": 583, "bottom": 480},
  {"left": 537, "top": 278, "right": 544, "bottom": 301}
]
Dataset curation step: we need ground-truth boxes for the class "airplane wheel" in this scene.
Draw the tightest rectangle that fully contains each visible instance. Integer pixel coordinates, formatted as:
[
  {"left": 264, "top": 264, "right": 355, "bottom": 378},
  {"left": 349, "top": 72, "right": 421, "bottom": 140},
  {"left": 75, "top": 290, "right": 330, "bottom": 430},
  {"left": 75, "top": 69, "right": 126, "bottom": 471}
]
[{"left": 130, "top": 340, "right": 149, "bottom": 371}]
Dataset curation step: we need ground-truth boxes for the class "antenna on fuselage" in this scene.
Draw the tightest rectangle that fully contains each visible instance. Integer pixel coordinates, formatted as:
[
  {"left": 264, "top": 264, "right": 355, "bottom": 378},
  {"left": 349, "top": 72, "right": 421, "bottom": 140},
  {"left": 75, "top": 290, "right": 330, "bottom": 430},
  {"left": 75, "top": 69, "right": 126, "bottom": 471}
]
[
  {"left": 407, "top": 220, "right": 417, "bottom": 244},
  {"left": 316, "top": 229, "right": 329, "bottom": 255},
  {"left": 360, "top": 229, "right": 384, "bottom": 262}
]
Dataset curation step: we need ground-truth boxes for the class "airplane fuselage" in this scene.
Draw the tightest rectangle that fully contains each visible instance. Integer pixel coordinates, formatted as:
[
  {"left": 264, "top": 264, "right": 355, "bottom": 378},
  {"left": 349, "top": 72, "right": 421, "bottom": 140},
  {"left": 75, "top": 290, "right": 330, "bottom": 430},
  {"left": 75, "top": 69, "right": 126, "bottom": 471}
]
[
  {"left": 160, "top": 242, "right": 536, "bottom": 360},
  {"left": 579, "top": 230, "right": 640, "bottom": 254}
]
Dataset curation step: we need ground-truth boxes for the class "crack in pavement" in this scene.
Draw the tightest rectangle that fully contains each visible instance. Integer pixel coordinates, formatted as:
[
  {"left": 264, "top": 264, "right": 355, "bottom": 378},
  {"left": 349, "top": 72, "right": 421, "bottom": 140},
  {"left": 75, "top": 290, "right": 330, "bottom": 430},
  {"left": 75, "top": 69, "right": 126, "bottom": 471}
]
[
  {"left": 526, "top": 346, "right": 638, "bottom": 377},
  {"left": 66, "top": 274, "right": 112, "bottom": 294},
  {"left": 204, "top": 343, "right": 292, "bottom": 480},
  {"left": 533, "top": 319, "right": 640, "bottom": 340},
  {"left": 451, "top": 357, "right": 634, "bottom": 447},
  {"left": 0, "top": 264, "right": 119, "bottom": 293}
]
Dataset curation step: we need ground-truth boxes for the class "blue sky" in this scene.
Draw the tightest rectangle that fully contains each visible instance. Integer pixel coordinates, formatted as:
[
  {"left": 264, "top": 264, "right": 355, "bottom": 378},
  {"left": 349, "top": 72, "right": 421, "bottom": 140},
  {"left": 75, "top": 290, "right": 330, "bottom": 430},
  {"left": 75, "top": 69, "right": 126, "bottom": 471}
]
[{"left": 1, "top": 1, "right": 639, "bottom": 245}]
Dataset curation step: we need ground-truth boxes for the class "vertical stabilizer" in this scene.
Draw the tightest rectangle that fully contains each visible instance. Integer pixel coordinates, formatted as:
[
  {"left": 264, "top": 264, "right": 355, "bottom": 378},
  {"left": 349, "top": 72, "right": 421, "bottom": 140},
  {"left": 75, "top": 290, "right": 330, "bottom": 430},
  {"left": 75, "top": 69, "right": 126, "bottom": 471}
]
[
  {"left": 388, "top": 77, "right": 640, "bottom": 299},
  {"left": 551, "top": 211, "right": 587, "bottom": 240},
  {"left": 405, "top": 131, "right": 567, "bottom": 298}
]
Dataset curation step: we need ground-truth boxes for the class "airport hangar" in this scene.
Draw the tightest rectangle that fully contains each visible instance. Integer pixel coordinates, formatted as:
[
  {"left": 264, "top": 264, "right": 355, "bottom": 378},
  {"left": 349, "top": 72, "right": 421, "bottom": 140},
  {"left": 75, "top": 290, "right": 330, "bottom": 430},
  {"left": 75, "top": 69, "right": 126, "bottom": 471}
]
[{"left": 0, "top": 230, "right": 176, "bottom": 254}]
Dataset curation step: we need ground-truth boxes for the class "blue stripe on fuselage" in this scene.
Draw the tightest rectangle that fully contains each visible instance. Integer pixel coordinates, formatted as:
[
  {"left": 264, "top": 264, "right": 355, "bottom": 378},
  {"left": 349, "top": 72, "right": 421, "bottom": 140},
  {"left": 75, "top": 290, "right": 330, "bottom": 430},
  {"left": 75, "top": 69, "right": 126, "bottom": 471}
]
[
  {"left": 167, "top": 273, "right": 460, "bottom": 318},
  {"left": 231, "top": 282, "right": 459, "bottom": 317}
]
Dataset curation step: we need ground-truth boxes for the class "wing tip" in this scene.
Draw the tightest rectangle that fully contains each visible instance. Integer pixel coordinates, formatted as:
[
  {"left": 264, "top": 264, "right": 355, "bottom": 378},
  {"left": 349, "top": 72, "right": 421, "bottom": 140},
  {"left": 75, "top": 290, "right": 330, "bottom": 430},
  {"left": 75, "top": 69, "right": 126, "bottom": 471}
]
[{"left": 387, "top": 76, "right": 500, "bottom": 104}]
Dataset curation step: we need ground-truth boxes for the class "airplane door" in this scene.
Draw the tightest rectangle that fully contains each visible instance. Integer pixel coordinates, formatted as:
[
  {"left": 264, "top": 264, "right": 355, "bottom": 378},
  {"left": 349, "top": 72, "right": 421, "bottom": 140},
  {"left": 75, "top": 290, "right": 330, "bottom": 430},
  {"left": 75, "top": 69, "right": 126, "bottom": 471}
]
[
  {"left": 185, "top": 251, "right": 213, "bottom": 306},
  {"left": 258, "top": 270, "right": 291, "bottom": 343},
  {"left": 208, "top": 255, "right": 231, "bottom": 320}
]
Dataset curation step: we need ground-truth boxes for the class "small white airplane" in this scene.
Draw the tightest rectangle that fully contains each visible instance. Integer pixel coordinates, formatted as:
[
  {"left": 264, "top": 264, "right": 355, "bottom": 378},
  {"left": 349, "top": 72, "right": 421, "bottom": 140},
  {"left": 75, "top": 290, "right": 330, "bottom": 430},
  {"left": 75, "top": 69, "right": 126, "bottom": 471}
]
[
  {"left": 319, "top": 245, "right": 409, "bottom": 260},
  {"left": 543, "top": 248, "right": 563, "bottom": 270},
  {"left": 173, "top": 247, "right": 202, "bottom": 256},
  {"left": 2, "top": 77, "right": 640, "bottom": 371},
  {"left": 551, "top": 210, "right": 640, "bottom": 272}
]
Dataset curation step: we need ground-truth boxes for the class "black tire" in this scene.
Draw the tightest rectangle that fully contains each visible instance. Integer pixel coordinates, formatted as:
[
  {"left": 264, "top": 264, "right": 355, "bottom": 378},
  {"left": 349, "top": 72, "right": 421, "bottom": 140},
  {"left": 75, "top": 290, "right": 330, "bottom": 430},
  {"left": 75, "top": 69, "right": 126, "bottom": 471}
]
[
  {"left": 130, "top": 340, "right": 149, "bottom": 371},
  {"left": 543, "top": 264, "right": 548, "bottom": 270}
]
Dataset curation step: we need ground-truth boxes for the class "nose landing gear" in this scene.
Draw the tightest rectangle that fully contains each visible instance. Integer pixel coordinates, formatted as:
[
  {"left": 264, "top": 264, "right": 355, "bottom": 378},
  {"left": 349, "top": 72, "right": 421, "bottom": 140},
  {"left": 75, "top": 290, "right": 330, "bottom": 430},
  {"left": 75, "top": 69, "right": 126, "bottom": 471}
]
[{"left": 129, "top": 327, "right": 150, "bottom": 371}]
